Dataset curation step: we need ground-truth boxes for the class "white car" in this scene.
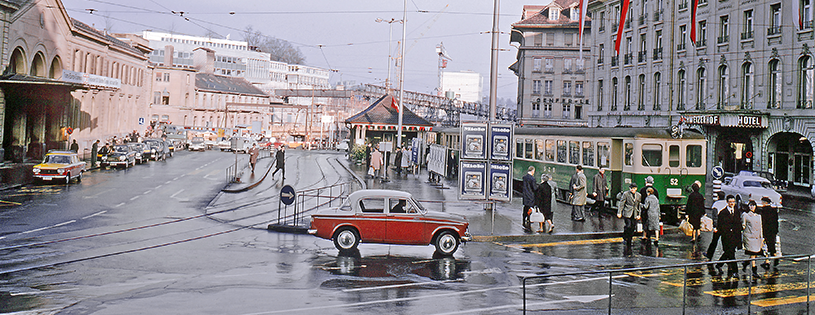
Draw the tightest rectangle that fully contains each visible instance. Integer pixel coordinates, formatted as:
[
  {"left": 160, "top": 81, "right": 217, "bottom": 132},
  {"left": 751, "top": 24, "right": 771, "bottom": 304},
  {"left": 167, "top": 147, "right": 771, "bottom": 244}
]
[
  {"left": 721, "top": 174, "right": 782, "bottom": 208},
  {"left": 189, "top": 137, "right": 206, "bottom": 151},
  {"left": 336, "top": 139, "right": 350, "bottom": 151}
]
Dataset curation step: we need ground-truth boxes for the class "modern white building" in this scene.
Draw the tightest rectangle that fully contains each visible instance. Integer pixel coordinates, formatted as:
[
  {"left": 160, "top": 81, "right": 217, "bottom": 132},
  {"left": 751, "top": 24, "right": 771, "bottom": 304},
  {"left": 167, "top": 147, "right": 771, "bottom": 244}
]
[{"left": 440, "top": 70, "right": 483, "bottom": 103}]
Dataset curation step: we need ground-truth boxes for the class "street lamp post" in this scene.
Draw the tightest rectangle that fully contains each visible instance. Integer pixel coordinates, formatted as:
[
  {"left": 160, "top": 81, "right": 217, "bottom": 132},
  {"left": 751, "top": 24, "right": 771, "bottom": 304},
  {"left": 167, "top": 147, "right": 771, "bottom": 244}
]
[{"left": 375, "top": 18, "right": 403, "bottom": 92}]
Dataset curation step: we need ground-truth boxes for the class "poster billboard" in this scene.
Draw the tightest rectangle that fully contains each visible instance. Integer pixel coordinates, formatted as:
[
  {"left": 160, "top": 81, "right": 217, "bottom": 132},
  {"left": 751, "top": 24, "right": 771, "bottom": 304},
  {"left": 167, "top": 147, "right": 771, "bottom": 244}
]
[
  {"left": 460, "top": 123, "right": 488, "bottom": 160},
  {"left": 488, "top": 162, "right": 512, "bottom": 201},
  {"left": 459, "top": 160, "right": 487, "bottom": 199},
  {"left": 489, "top": 124, "right": 513, "bottom": 161},
  {"left": 428, "top": 144, "right": 447, "bottom": 176}
]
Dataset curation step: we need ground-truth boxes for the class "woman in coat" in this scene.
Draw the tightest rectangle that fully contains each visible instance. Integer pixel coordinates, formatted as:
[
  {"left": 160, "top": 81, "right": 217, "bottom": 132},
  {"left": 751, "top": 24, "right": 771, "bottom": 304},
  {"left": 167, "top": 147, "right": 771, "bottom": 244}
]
[
  {"left": 643, "top": 187, "right": 661, "bottom": 246},
  {"left": 742, "top": 200, "right": 764, "bottom": 279},
  {"left": 685, "top": 181, "right": 706, "bottom": 242},
  {"left": 535, "top": 174, "right": 554, "bottom": 233},
  {"left": 570, "top": 165, "right": 587, "bottom": 221},
  {"left": 400, "top": 147, "right": 411, "bottom": 175}
]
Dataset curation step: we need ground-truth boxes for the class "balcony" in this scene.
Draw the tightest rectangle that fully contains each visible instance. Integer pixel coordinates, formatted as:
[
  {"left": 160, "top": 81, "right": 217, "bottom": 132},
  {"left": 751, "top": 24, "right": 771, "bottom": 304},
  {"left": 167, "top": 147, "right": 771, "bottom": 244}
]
[
  {"left": 611, "top": 56, "right": 619, "bottom": 67},
  {"left": 677, "top": 43, "right": 686, "bottom": 51},
  {"left": 696, "top": 39, "right": 706, "bottom": 47},
  {"left": 768, "top": 26, "right": 783, "bottom": 36},
  {"left": 543, "top": 91, "right": 554, "bottom": 97},
  {"left": 575, "top": 92, "right": 585, "bottom": 98},
  {"left": 624, "top": 53, "right": 633, "bottom": 65},
  {"left": 562, "top": 92, "right": 572, "bottom": 97},
  {"left": 653, "top": 47, "right": 663, "bottom": 60},
  {"left": 563, "top": 68, "right": 573, "bottom": 74},
  {"left": 717, "top": 35, "right": 729, "bottom": 44},
  {"left": 544, "top": 67, "right": 554, "bottom": 74},
  {"left": 575, "top": 68, "right": 586, "bottom": 74},
  {"left": 741, "top": 31, "right": 754, "bottom": 40},
  {"left": 638, "top": 51, "right": 647, "bottom": 63}
]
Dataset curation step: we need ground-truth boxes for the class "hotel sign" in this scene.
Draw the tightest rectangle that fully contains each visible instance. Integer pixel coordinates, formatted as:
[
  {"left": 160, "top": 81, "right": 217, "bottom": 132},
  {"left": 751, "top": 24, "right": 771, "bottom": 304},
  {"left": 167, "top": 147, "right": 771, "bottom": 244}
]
[
  {"left": 682, "top": 113, "right": 767, "bottom": 128},
  {"left": 62, "top": 70, "right": 121, "bottom": 89}
]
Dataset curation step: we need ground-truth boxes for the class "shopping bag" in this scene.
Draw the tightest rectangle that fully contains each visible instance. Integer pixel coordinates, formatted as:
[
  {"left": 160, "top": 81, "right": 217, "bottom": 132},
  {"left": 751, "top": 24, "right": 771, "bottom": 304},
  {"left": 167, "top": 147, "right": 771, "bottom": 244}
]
[
  {"left": 699, "top": 214, "right": 713, "bottom": 232},
  {"left": 679, "top": 219, "right": 694, "bottom": 236},
  {"left": 529, "top": 207, "right": 544, "bottom": 223},
  {"left": 367, "top": 166, "right": 375, "bottom": 176}
]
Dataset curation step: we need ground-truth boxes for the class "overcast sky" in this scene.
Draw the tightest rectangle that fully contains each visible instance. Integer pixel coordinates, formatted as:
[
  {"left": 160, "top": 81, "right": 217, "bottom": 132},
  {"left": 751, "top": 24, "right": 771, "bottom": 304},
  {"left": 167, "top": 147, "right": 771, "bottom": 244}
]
[{"left": 60, "top": 0, "right": 553, "bottom": 104}]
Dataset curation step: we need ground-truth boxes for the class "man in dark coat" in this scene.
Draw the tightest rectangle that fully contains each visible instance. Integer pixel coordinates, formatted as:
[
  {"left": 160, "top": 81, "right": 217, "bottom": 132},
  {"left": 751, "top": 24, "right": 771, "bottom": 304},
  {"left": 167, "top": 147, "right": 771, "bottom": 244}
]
[
  {"left": 272, "top": 145, "right": 286, "bottom": 180},
  {"left": 591, "top": 168, "right": 608, "bottom": 213},
  {"left": 90, "top": 140, "right": 99, "bottom": 167},
  {"left": 535, "top": 174, "right": 554, "bottom": 233},
  {"left": 715, "top": 195, "right": 743, "bottom": 279},
  {"left": 394, "top": 147, "right": 403, "bottom": 176},
  {"left": 522, "top": 165, "right": 538, "bottom": 231},
  {"left": 758, "top": 196, "right": 780, "bottom": 268}
]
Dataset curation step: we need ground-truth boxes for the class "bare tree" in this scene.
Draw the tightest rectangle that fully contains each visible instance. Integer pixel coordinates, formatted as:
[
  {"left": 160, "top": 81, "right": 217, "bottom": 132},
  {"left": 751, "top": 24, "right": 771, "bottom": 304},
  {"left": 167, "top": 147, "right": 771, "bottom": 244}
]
[{"left": 243, "top": 25, "right": 306, "bottom": 65}]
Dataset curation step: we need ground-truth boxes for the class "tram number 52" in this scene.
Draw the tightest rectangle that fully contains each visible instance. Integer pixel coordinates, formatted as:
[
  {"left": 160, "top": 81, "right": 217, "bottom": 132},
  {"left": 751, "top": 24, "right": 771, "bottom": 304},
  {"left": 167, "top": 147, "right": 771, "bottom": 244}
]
[{"left": 669, "top": 178, "right": 679, "bottom": 186}]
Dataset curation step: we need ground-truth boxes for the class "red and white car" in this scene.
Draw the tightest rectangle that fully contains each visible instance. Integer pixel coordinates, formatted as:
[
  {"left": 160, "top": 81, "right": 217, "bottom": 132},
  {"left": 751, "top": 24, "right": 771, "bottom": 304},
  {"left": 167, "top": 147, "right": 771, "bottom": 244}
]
[{"left": 309, "top": 190, "right": 471, "bottom": 255}]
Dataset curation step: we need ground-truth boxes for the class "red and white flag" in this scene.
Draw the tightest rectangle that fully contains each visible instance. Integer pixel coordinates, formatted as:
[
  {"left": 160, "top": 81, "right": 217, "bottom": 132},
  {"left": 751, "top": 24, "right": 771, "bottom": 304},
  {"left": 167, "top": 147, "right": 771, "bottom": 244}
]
[
  {"left": 689, "top": 0, "right": 699, "bottom": 46},
  {"left": 614, "top": 0, "right": 630, "bottom": 54},
  {"left": 793, "top": 0, "right": 802, "bottom": 31},
  {"left": 390, "top": 95, "right": 400, "bottom": 113},
  {"left": 577, "top": 0, "right": 588, "bottom": 60}
]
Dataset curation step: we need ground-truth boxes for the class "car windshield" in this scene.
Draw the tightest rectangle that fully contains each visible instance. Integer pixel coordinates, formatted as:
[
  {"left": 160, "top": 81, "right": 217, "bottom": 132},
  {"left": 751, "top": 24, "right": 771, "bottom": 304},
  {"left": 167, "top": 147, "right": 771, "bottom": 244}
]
[
  {"left": 44, "top": 155, "right": 71, "bottom": 164},
  {"left": 743, "top": 180, "right": 772, "bottom": 189},
  {"left": 114, "top": 145, "right": 129, "bottom": 152},
  {"left": 193, "top": 137, "right": 204, "bottom": 143}
]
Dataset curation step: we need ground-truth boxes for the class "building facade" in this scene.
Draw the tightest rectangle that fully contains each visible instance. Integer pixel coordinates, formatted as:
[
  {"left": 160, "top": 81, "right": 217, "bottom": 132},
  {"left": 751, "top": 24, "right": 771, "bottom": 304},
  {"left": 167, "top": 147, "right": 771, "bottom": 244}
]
[
  {"left": 588, "top": 0, "right": 815, "bottom": 188},
  {"left": 510, "top": 1, "right": 591, "bottom": 127}
]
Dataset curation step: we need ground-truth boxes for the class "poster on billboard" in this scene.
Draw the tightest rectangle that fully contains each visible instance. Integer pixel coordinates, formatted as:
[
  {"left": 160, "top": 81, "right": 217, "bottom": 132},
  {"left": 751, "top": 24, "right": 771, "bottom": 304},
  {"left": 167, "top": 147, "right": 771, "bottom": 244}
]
[
  {"left": 489, "top": 124, "right": 513, "bottom": 161},
  {"left": 460, "top": 123, "right": 488, "bottom": 160},
  {"left": 488, "top": 162, "right": 512, "bottom": 201},
  {"left": 428, "top": 144, "right": 447, "bottom": 176},
  {"left": 459, "top": 160, "right": 487, "bottom": 199}
]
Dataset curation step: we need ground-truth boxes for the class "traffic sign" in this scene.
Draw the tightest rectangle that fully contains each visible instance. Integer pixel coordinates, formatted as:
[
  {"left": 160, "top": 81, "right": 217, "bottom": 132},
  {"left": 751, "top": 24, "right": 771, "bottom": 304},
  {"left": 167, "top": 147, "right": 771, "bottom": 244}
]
[
  {"left": 711, "top": 165, "right": 724, "bottom": 180},
  {"left": 139, "top": 117, "right": 145, "bottom": 125},
  {"left": 280, "top": 185, "right": 296, "bottom": 205},
  {"left": 745, "top": 151, "right": 753, "bottom": 158}
]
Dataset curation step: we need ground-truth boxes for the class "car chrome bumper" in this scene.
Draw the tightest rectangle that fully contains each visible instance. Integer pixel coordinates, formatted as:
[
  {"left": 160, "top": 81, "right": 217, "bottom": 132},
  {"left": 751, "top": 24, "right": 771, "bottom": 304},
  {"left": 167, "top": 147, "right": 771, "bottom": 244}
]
[
  {"left": 34, "top": 175, "right": 68, "bottom": 181},
  {"left": 109, "top": 161, "right": 129, "bottom": 166},
  {"left": 460, "top": 233, "right": 472, "bottom": 242},
  {"left": 307, "top": 229, "right": 317, "bottom": 235}
]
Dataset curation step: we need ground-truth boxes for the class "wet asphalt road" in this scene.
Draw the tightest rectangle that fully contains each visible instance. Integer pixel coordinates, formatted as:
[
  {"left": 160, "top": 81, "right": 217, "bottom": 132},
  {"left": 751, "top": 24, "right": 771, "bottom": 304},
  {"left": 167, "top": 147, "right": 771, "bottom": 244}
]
[{"left": 1, "top": 149, "right": 815, "bottom": 314}]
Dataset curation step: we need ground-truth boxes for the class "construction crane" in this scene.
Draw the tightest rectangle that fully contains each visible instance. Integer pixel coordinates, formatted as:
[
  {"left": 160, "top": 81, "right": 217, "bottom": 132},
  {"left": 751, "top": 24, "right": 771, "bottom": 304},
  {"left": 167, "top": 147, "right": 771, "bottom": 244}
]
[{"left": 436, "top": 42, "right": 452, "bottom": 97}]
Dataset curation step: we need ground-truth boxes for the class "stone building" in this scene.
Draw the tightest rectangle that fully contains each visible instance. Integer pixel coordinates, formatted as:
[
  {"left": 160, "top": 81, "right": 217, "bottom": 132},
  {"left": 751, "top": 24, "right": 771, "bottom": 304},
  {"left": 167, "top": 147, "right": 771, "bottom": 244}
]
[
  {"left": 588, "top": 0, "right": 815, "bottom": 188},
  {"left": 510, "top": 1, "right": 591, "bottom": 127}
]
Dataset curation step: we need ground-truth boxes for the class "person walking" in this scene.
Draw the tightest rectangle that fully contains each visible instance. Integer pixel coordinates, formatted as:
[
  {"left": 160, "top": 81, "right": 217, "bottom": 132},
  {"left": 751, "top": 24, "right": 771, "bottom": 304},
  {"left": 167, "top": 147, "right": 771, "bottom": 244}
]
[
  {"left": 591, "top": 168, "right": 609, "bottom": 213},
  {"left": 741, "top": 200, "right": 764, "bottom": 279},
  {"left": 70, "top": 140, "right": 79, "bottom": 153},
  {"left": 705, "top": 192, "right": 727, "bottom": 268},
  {"left": 370, "top": 147, "right": 383, "bottom": 179},
  {"left": 758, "top": 196, "right": 780, "bottom": 269},
  {"left": 685, "top": 181, "right": 706, "bottom": 244},
  {"left": 536, "top": 174, "right": 554, "bottom": 233},
  {"left": 400, "top": 147, "right": 410, "bottom": 176},
  {"left": 365, "top": 143, "right": 372, "bottom": 169},
  {"left": 90, "top": 140, "right": 99, "bottom": 168},
  {"left": 248, "top": 143, "right": 260, "bottom": 174},
  {"left": 272, "top": 145, "right": 286, "bottom": 180},
  {"left": 394, "top": 147, "right": 403, "bottom": 176},
  {"left": 522, "top": 166, "right": 538, "bottom": 232},
  {"left": 570, "top": 165, "right": 587, "bottom": 221},
  {"left": 618, "top": 183, "right": 642, "bottom": 256},
  {"left": 715, "top": 195, "right": 743, "bottom": 280},
  {"left": 643, "top": 187, "right": 661, "bottom": 246},
  {"left": 640, "top": 176, "right": 658, "bottom": 242}
]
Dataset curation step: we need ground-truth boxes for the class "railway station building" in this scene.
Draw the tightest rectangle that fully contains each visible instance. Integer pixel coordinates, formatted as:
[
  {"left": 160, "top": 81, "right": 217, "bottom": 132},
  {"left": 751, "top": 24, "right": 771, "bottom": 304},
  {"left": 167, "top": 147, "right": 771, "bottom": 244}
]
[
  {"left": 345, "top": 95, "right": 433, "bottom": 148},
  {"left": 510, "top": 1, "right": 592, "bottom": 127},
  {"left": 587, "top": 0, "right": 815, "bottom": 189}
]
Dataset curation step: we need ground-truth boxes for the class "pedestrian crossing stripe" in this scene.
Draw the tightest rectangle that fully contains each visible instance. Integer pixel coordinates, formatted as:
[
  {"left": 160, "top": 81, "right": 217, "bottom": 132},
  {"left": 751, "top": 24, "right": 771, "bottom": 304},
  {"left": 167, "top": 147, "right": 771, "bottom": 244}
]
[
  {"left": 751, "top": 294, "right": 815, "bottom": 307},
  {"left": 704, "top": 281, "right": 815, "bottom": 297},
  {"left": 505, "top": 237, "right": 624, "bottom": 248}
]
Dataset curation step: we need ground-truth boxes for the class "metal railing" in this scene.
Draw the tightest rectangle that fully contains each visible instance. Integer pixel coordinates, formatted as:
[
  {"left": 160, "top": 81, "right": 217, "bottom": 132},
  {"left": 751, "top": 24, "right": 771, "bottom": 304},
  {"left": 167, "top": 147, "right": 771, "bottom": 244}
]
[
  {"left": 522, "top": 254, "right": 813, "bottom": 314},
  {"left": 282, "top": 182, "right": 352, "bottom": 226}
]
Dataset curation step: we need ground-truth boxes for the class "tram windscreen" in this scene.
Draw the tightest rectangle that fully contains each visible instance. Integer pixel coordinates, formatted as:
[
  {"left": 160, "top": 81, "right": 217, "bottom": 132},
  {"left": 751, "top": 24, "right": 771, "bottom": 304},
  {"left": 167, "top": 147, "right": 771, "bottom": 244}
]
[
  {"left": 641, "top": 144, "right": 663, "bottom": 167},
  {"left": 686, "top": 145, "right": 703, "bottom": 167}
]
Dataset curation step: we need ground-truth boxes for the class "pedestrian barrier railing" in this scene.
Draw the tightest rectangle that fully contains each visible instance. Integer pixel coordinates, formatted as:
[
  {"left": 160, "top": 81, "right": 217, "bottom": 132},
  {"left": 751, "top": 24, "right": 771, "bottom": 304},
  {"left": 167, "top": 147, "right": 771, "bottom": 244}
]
[
  {"left": 522, "top": 254, "right": 814, "bottom": 314},
  {"left": 278, "top": 182, "right": 352, "bottom": 226}
]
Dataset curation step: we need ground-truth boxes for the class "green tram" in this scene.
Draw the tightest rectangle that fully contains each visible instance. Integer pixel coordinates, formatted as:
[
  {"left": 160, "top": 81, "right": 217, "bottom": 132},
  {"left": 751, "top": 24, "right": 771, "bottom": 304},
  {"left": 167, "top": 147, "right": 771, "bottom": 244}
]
[{"left": 512, "top": 127, "right": 707, "bottom": 225}]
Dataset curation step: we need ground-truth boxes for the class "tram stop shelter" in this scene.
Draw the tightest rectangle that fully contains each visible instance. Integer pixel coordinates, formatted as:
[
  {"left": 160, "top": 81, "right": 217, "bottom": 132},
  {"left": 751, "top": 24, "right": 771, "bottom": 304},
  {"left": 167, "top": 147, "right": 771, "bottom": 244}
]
[{"left": 345, "top": 94, "right": 433, "bottom": 148}]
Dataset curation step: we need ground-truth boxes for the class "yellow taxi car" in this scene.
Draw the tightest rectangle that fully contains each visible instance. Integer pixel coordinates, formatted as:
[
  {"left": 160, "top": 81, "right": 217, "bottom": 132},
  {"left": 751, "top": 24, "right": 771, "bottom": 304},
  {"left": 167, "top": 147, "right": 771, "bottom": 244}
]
[{"left": 33, "top": 150, "right": 86, "bottom": 184}]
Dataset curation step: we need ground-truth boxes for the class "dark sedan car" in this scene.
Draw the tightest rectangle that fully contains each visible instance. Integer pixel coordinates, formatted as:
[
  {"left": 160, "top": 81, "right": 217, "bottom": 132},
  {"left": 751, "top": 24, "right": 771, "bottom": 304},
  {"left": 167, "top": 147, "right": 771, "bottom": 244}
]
[
  {"left": 143, "top": 139, "right": 166, "bottom": 161},
  {"left": 101, "top": 144, "right": 136, "bottom": 168},
  {"left": 129, "top": 142, "right": 148, "bottom": 164}
]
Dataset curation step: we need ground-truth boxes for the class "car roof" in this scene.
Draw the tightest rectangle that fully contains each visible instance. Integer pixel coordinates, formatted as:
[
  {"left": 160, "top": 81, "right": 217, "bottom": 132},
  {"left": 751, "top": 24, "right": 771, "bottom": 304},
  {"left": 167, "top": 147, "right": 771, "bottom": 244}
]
[
  {"left": 46, "top": 150, "right": 76, "bottom": 155},
  {"left": 735, "top": 175, "right": 771, "bottom": 182},
  {"left": 348, "top": 189, "right": 413, "bottom": 201}
]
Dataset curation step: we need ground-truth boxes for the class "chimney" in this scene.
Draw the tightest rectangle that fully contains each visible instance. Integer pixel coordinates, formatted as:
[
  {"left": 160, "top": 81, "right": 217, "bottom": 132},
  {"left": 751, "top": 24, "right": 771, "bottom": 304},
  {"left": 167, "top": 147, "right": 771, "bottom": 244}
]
[
  {"left": 164, "top": 45, "right": 174, "bottom": 67},
  {"left": 193, "top": 47, "right": 215, "bottom": 74}
]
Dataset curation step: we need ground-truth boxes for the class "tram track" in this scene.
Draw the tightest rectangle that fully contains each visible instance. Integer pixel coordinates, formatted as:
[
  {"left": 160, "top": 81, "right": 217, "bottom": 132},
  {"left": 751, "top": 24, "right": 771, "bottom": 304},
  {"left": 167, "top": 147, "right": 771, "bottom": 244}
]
[{"left": 0, "top": 152, "right": 354, "bottom": 276}]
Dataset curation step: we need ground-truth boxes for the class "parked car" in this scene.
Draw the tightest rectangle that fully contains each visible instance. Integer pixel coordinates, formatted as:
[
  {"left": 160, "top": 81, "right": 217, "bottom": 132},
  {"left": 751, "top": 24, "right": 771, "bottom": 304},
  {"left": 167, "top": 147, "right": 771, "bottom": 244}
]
[
  {"left": 129, "top": 142, "right": 148, "bottom": 164},
  {"left": 143, "top": 139, "right": 166, "bottom": 161},
  {"left": 740, "top": 170, "right": 788, "bottom": 192},
  {"left": 309, "top": 189, "right": 471, "bottom": 255},
  {"left": 217, "top": 138, "right": 231, "bottom": 151},
  {"left": 336, "top": 139, "right": 350, "bottom": 151},
  {"left": 189, "top": 137, "right": 207, "bottom": 151},
  {"left": 101, "top": 144, "right": 136, "bottom": 168},
  {"left": 33, "top": 150, "right": 86, "bottom": 184},
  {"left": 721, "top": 173, "right": 783, "bottom": 208}
]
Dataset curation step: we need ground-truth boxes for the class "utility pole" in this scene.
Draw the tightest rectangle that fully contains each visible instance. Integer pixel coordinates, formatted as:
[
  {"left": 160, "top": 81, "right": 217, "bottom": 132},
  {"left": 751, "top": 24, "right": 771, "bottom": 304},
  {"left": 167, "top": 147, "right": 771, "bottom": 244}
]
[
  {"left": 488, "top": 0, "right": 500, "bottom": 121},
  {"left": 397, "top": 0, "right": 407, "bottom": 148}
]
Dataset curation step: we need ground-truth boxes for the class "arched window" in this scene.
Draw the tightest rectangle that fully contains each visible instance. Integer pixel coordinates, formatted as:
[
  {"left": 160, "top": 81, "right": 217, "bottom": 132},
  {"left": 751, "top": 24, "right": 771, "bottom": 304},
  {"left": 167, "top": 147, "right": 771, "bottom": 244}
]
[
  {"left": 611, "top": 77, "right": 618, "bottom": 111},
  {"left": 49, "top": 56, "right": 63, "bottom": 79},
  {"left": 30, "top": 52, "right": 46, "bottom": 77},
  {"left": 769, "top": 59, "right": 782, "bottom": 109},
  {"left": 677, "top": 70, "right": 686, "bottom": 110},
  {"left": 799, "top": 56, "right": 814, "bottom": 109},
  {"left": 718, "top": 65, "right": 729, "bottom": 109},
  {"left": 637, "top": 74, "right": 646, "bottom": 110},
  {"left": 653, "top": 72, "right": 662, "bottom": 110},
  {"left": 742, "top": 62, "right": 754, "bottom": 109},
  {"left": 9, "top": 47, "right": 26, "bottom": 75},
  {"left": 624, "top": 75, "right": 632, "bottom": 111},
  {"left": 696, "top": 67, "right": 706, "bottom": 110}
]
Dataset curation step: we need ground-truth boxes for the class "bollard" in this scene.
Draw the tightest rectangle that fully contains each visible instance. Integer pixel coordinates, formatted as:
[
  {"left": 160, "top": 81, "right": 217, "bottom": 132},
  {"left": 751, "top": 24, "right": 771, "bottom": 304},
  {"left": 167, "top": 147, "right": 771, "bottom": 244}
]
[{"left": 659, "top": 222, "right": 664, "bottom": 236}]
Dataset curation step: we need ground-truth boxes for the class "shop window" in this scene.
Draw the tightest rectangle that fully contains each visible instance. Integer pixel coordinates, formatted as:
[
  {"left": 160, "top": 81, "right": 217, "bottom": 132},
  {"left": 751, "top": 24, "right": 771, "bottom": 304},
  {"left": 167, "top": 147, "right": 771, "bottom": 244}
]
[
  {"left": 686, "top": 145, "right": 703, "bottom": 167},
  {"left": 642, "top": 144, "right": 663, "bottom": 167}
]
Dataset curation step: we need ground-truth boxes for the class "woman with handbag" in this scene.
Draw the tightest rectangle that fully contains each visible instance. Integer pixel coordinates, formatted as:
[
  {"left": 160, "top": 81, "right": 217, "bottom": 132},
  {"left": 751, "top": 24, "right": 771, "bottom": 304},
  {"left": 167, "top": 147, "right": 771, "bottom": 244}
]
[
  {"left": 741, "top": 200, "right": 764, "bottom": 279},
  {"left": 643, "top": 187, "right": 661, "bottom": 246},
  {"left": 685, "top": 181, "right": 706, "bottom": 244}
]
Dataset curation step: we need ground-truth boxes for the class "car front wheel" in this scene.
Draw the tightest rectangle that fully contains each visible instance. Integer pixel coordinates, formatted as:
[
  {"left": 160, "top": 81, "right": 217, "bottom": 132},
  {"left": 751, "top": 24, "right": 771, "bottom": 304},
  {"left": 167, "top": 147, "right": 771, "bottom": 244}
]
[
  {"left": 333, "top": 227, "right": 360, "bottom": 251},
  {"left": 434, "top": 231, "right": 459, "bottom": 256}
]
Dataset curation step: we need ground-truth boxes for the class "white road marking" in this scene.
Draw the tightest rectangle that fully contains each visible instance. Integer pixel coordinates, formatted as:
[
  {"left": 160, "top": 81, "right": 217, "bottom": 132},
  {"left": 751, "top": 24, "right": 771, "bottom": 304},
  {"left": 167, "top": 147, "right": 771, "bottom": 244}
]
[
  {"left": 114, "top": 203, "right": 126, "bottom": 208},
  {"left": 130, "top": 196, "right": 139, "bottom": 201},
  {"left": 170, "top": 189, "right": 185, "bottom": 199},
  {"left": 143, "top": 190, "right": 152, "bottom": 195},
  {"left": 165, "top": 181, "right": 172, "bottom": 185},
  {"left": 154, "top": 185, "right": 163, "bottom": 189},
  {"left": 22, "top": 220, "right": 76, "bottom": 234},
  {"left": 83, "top": 189, "right": 113, "bottom": 199},
  {"left": 82, "top": 211, "right": 107, "bottom": 219},
  {"left": 342, "top": 279, "right": 463, "bottom": 292}
]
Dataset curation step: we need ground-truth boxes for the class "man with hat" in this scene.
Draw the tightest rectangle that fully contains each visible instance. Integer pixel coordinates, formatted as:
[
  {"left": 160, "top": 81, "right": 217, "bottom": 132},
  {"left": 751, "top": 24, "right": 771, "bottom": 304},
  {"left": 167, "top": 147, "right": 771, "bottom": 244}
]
[
  {"left": 618, "top": 183, "right": 642, "bottom": 256},
  {"left": 591, "top": 168, "right": 609, "bottom": 213}
]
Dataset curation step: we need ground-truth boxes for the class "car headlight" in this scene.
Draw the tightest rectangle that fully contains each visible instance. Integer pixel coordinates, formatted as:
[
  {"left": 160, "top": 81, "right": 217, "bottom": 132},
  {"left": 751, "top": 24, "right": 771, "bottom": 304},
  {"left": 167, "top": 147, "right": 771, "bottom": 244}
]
[
  {"left": 102, "top": 156, "right": 108, "bottom": 161},
  {"left": 33, "top": 168, "right": 40, "bottom": 174},
  {"left": 152, "top": 149, "right": 156, "bottom": 153},
  {"left": 57, "top": 168, "right": 65, "bottom": 174},
  {"left": 119, "top": 156, "right": 126, "bottom": 161}
]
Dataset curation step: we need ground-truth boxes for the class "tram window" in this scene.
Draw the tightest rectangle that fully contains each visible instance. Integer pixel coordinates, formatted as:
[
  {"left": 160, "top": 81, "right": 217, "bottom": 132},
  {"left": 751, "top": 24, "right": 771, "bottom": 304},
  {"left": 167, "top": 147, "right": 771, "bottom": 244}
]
[
  {"left": 642, "top": 144, "right": 663, "bottom": 167},
  {"left": 582, "top": 141, "right": 595, "bottom": 166},
  {"left": 516, "top": 139, "right": 524, "bottom": 158},
  {"left": 569, "top": 141, "right": 580, "bottom": 164},
  {"left": 535, "top": 139, "right": 545, "bottom": 160},
  {"left": 669, "top": 145, "right": 680, "bottom": 167},
  {"left": 545, "top": 139, "right": 555, "bottom": 161},
  {"left": 624, "top": 143, "right": 634, "bottom": 166},
  {"left": 525, "top": 139, "right": 533, "bottom": 159},
  {"left": 686, "top": 145, "right": 703, "bottom": 167},
  {"left": 597, "top": 142, "right": 610, "bottom": 168},
  {"left": 557, "top": 140, "right": 567, "bottom": 163}
]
